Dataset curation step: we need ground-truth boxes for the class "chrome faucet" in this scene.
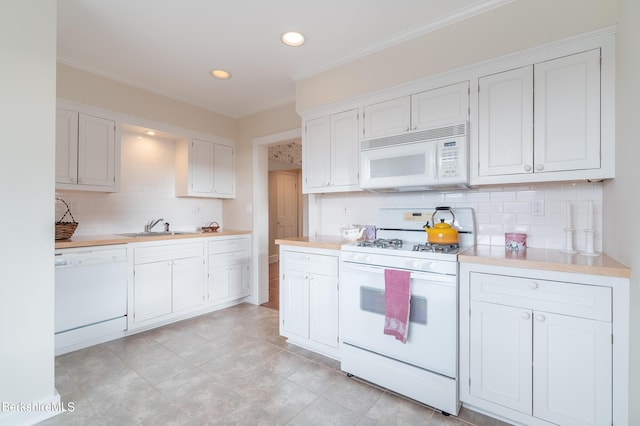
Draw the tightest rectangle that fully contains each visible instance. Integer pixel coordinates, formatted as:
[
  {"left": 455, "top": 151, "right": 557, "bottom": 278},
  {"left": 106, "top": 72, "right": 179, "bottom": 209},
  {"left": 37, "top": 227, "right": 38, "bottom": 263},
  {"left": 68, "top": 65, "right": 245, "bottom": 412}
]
[{"left": 145, "top": 218, "right": 164, "bottom": 232}]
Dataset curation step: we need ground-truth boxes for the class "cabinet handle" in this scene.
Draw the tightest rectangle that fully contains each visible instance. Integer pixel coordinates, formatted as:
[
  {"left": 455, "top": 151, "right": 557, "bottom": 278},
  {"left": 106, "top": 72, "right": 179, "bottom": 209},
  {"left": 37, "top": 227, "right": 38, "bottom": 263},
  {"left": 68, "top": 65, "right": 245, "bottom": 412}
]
[
  {"left": 521, "top": 312, "right": 531, "bottom": 320},
  {"left": 411, "top": 125, "right": 417, "bottom": 130},
  {"left": 405, "top": 126, "right": 410, "bottom": 132},
  {"left": 305, "top": 255, "right": 311, "bottom": 260},
  {"left": 70, "top": 177, "right": 77, "bottom": 183},
  {"left": 535, "top": 314, "right": 546, "bottom": 322},
  {"left": 528, "top": 281, "right": 539, "bottom": 290},
  {"left": 524, "top": 165, "right": 533, "bottom": 172},
  {"left": 535, "top": 164, "right": 544, "bottom": 171}
]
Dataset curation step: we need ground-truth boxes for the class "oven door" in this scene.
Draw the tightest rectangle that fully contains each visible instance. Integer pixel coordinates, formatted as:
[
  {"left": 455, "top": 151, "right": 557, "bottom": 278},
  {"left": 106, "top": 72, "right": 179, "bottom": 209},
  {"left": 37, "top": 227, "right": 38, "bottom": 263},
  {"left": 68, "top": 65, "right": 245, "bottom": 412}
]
[{"left": 340, "top": 262, "right": 457, "bottom": 378}]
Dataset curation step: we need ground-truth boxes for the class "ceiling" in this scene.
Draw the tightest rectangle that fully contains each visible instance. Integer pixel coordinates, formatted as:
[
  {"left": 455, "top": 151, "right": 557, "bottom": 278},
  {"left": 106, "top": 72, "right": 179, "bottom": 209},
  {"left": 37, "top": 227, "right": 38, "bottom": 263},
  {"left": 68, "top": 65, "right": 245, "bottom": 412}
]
[{"left": 57, "top": 0, "right": 511, "bottom": 119}]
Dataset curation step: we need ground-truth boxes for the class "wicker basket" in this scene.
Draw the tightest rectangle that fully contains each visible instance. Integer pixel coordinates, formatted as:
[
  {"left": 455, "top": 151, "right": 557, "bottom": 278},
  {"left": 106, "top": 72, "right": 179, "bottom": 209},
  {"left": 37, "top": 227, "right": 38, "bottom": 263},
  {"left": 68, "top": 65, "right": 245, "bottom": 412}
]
[
  {"left": 201, "top": 221, "right": 220, "bottom": 233},
  {"left": 55, "top": 198, "right": 78, "bottom": 240}
]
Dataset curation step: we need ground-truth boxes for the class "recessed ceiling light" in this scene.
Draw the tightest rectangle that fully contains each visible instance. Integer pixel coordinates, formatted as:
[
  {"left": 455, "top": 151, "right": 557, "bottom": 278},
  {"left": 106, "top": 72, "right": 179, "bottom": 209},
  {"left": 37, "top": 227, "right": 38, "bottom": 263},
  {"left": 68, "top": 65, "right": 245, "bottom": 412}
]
[
  {"left": 145, "top": 131, "right": 155, "bottom": 136},
  {"left": 210, "top": 69, "right": 232, "bottom": 80},
  {"left": 281, "top": 31, "right": 305, "bottom": 47}
]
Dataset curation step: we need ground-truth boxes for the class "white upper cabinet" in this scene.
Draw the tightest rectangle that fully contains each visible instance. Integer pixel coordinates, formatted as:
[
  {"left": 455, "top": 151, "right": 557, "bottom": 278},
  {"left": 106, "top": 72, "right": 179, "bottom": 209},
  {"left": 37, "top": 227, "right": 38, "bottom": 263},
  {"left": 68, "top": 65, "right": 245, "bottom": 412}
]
[
  {"left": 478, "top": 66, "right": 534, "bottom": 177},
  {"left": 302, "top": 108, "right": 360, "bottom": 194},
  {"left": 56, "top": 108, "right": 119, "bottom": 192},
  {"left": 176, "top": 138, "right": 236, "bottom": 198},
  {"left": 533, "top": 49, "right": 601, "bottom": 173},
  {"left": 363, "top": 82, "right": 469, "bottom": 140},
  {"left": 475, "top": 48, "right": 608, "bottom": 184}
]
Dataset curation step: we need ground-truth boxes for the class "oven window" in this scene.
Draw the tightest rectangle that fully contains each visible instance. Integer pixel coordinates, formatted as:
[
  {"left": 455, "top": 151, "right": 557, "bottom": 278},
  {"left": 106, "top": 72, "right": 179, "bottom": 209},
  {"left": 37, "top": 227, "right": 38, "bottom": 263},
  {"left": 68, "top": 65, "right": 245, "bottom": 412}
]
[{"left": 359, "top": 286, "right": 427, "bottom": 325}]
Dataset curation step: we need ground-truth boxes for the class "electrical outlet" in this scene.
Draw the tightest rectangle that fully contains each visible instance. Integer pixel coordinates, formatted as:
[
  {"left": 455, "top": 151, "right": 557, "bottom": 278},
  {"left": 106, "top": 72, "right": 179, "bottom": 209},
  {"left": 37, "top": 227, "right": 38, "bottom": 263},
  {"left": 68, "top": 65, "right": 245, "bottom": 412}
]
[{"left": 531, "top": 199, "right": 545, "bottom": 216}]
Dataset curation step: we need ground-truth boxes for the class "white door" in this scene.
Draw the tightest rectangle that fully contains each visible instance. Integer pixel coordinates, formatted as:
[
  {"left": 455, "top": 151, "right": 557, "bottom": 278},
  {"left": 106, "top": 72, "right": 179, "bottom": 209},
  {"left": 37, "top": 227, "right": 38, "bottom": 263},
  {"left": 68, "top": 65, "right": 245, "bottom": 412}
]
[
  {"left": 363, "top": 96, "right": 411, "bottom": 139},
  {"left": 190, "top": 139, "right": 214, "bottom": 194},
  {"left": 133, "top": 261, "right": 173, "bottom": 323},
  {"left": 533, "top": 49, "right": 601, "bottom": 173},
  {"left": 213, "top": 144, "right": 234, "bottom": 196},
  {"left": 478, "top": 66, "right": 534, "bottom": 177},
  {"left": 309, "top": 272, "right": 339, "bottom": 348},
  {"left": 276, "top": 172, "right": 299, "bottom": 241},
  {"left": 533, "top": 311, "right": 612, "bottom": 426},
  {"left": 411, "top": 81, "right": 469, "bottom": 131},
  {"left": 172, "top": 256, "right": 204, "bottom": 312},
  {"left": 77, "top": 113, "right": 115, "bottom": 187},
  {"left": 281, "top": 268, "right": 309, "bottom": 338},
  {"left": 303, "top": 116, "right": 331, "bottom": 189},
  {"left": 55, "top": 108, "right": 78, "bottom": 184},
  {"left": 331, "top": 109, "right": 359, "bottom": 187},
  {"left": 469, "top": 301, "right": 533, "bottom": 415},
  {"left": 209, "top": 254, "right": 230, "bottom": 301}
]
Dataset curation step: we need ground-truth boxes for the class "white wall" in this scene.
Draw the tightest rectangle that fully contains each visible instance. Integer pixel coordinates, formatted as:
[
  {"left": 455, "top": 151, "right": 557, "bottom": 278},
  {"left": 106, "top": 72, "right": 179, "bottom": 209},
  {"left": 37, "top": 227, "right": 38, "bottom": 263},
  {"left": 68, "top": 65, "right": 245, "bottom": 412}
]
[
  {"left": 0, "top": 1, "right": 59, "bottom": 424},
  {"left": 57, "top": 132, "right": 223, "bottom": 235},
  {"left": 605, "top": 0, "right": 640, "bottom": 423},
  {"left": 313, "top": 182, "right": 603, "bottom": 251}
]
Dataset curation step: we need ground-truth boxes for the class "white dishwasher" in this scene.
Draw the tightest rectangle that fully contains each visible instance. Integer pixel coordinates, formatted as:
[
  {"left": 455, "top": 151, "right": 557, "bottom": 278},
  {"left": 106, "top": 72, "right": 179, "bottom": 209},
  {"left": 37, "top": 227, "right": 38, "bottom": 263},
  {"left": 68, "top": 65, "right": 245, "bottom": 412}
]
[{"left": 54, "top": 245, "right": 128, "bottom": 355}]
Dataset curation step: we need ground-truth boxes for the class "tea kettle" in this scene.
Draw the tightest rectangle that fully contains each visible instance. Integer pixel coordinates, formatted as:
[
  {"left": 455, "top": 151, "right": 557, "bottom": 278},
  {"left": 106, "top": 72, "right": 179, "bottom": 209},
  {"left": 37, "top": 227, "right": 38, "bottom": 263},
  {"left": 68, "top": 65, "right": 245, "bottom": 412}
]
[{"left": 423, "top": 207, "right": 459, "bottom": 244}]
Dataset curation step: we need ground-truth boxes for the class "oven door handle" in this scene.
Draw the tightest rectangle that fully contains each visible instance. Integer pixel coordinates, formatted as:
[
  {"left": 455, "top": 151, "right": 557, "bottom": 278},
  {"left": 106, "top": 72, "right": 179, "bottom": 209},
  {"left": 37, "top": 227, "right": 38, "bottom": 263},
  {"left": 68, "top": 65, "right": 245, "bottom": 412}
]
[{"left": 340, "top": 262, "right": 456, "bottom": 285}]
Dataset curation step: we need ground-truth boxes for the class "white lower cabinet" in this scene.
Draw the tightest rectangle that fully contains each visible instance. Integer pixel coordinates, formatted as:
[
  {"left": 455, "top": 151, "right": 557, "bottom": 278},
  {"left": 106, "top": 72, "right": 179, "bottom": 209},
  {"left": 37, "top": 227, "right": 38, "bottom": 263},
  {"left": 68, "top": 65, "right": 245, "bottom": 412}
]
[
  {"left": 279, "top": 245, "right": 339, "bottom": 359},
  {"left": 459, "top": 263, "right": 627, "bottom": 426},
  {"left": 207, "top": 236, "right": 250, "bottom": 304},
  {"left": 130, "top": 241, "right": 205, "bottom": 329}
]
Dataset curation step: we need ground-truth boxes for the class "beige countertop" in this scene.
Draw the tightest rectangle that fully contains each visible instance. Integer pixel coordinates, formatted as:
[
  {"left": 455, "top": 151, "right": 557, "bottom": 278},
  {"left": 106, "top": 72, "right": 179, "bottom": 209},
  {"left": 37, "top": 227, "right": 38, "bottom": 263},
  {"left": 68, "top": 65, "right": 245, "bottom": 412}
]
[
  {"left": 275, "top": 235, "right": 352, "bottom": 251},
  {"left": 459, "top": 245, "right": 631, "bottom": 278},
  {"left": 55, "top": 229, "right": 251, "bottom": 249}
]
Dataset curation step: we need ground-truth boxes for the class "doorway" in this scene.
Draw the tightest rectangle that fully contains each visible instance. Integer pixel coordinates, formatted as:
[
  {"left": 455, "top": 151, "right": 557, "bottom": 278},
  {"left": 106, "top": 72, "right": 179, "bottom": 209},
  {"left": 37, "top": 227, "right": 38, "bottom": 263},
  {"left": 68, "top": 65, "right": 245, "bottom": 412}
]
[{"left": 251, "top": 129, "right": 304, "bottom": 309}]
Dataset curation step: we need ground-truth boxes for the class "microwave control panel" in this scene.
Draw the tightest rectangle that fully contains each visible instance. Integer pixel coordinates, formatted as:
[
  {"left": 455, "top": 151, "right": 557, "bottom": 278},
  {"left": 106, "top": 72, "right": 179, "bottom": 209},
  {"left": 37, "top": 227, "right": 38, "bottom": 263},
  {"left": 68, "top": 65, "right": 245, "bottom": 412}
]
[{"left": 437, "top": 138, "right": 468, "bottom": 184}]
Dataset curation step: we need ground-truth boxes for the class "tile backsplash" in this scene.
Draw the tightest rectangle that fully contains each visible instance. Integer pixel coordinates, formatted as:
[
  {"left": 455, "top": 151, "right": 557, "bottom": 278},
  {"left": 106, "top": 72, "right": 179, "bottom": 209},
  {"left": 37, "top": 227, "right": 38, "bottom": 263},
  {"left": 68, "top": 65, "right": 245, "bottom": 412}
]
[
  {"left": 56, "top": 133, "right": 222, "bottom": 236},
  {"left": 314, "top": 182, "right": 603, "bottom": 252}
]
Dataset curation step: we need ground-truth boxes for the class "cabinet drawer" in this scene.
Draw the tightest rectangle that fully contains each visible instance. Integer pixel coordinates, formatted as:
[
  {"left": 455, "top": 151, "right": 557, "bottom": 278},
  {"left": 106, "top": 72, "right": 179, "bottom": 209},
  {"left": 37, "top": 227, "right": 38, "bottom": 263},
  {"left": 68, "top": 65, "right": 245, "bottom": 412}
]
[
  {"left": 134, "top": 242, "right": 203, "bottom": 264},
  {"left": 210, "top": 250, "right": 249, "bottom": 266},
  {"left": 208, "top": 237, "right": 249, "bottom": 254},
  {"left": 284, "top": 250, "right": 338, "bottom": 276},
  {"left": 470, "top": 272, "right": 611, "bottom": 322}
]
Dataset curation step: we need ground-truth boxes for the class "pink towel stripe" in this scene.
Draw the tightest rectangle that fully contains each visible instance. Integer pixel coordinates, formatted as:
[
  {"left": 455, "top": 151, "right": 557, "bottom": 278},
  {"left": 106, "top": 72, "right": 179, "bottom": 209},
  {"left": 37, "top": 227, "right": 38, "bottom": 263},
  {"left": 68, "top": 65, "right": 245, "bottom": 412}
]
[{"left": 383, "top": 269, "right": 411, "bottom": 344}]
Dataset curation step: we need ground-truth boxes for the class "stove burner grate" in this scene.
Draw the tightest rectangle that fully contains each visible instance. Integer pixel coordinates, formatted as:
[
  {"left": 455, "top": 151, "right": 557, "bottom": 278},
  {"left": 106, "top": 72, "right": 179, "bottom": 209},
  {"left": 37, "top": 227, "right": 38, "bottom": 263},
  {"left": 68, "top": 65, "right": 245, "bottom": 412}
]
[
  {"left": 412, "top": 242, "right": 459, "bottom": 253},
  {"left": 357, "top": 238, "right": 404, "bottom": 249}
]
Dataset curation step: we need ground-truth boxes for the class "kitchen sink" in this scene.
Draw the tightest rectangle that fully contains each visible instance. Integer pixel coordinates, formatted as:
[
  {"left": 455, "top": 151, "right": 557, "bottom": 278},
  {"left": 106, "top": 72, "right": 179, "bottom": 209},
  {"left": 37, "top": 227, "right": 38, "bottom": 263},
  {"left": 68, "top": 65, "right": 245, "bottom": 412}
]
[{"left": 117, "top": 231, "right": 198, "bottom": 237}]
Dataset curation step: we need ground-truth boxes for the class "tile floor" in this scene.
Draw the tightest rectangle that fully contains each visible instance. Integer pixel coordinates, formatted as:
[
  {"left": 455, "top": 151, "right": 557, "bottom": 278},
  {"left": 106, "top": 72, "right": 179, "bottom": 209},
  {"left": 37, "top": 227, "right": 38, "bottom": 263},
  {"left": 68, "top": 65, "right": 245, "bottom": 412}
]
[{"left": 41, "top": 303, "right": 508, "bottom": 425}]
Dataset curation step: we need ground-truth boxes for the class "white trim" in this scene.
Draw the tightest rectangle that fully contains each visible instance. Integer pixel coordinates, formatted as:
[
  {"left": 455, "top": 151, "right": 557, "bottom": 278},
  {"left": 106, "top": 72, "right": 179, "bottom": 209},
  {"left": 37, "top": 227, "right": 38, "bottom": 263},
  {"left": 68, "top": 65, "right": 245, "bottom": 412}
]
[{"left": 251, "top": 128, "right": 302, "bottom": 305}]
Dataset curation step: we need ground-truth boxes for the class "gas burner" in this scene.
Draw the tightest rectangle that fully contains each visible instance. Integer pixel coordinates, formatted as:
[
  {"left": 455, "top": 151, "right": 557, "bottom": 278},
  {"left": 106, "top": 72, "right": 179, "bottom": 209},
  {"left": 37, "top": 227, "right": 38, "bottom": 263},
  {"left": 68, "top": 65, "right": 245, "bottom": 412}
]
[
  {"left": 357, "top": 238, "right": 404, "bottom": 249},
  {"left": 412, "top": 242, "right": 460, "bottom": 253}
]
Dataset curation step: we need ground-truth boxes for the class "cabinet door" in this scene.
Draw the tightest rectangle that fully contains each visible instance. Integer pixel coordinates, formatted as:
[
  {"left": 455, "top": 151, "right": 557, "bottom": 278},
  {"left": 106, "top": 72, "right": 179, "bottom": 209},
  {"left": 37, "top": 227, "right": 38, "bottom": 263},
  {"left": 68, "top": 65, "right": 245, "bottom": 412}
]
[
  {"left": 77, "top": 113, "right": 116, "bottom": 187},
  {"left": 363, "top": 96, "right": 411, "bottom": 139},
  {"left": 309, "top": 273, "right": 339, "bottom": 348},
  {"left": 228, "top": 263, "right": 250, "bottom": 298},
  {"left": 281, "top": 268, "right": 310, "bottom": 338},
  {"left": 133, "top": 261, "right": 173, "bottom": 323},
  {"left": 303, "top": 116, "right": 331, "bottom": 189},
  {"left": 213, "top": 144, "right": 235, "bottom": 197},
  {"left": 411, "top": 82, "right": 469, "bottom": 131},
  {"left": 331, "top": 109, "right": 359, "bottom": 187},
  {"left": 534, "top": 49, "right": 601, "bottom": 173},
  {"left": 55, "top": 109, "right": 78, "bottom": 184},
  {"left": 469, "top": 301, "right": 532, "bottom": 415},
  {"left": 478, "top": 66, "right": 534, "bottom": 177},
  {"left": 208, "top": 254, "right": 230, "bottom": 301},
  {"left": 190, "top": 138, "right": 214, "bottom": 194},
  {"left": 533, "top": 311, "right": 612, "bottom": 426},
  {"left": 172, "top": 256, "right": 205, "bottom": 312}
]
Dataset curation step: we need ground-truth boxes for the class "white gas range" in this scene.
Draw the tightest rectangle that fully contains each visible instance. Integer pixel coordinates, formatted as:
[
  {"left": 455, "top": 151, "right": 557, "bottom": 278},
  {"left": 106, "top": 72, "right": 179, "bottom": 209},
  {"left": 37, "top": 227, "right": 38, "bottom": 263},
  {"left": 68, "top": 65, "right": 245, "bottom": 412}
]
[{"left": 339, "top": 207, "right": 476, "bottom": 416}]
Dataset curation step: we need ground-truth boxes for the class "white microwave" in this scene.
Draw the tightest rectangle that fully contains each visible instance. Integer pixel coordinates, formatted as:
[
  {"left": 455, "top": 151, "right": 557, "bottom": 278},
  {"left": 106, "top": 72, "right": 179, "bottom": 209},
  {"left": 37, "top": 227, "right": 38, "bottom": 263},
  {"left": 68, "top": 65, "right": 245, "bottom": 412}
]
[{"left": 360, "top": 123, "right": 469, "bottom": 191}]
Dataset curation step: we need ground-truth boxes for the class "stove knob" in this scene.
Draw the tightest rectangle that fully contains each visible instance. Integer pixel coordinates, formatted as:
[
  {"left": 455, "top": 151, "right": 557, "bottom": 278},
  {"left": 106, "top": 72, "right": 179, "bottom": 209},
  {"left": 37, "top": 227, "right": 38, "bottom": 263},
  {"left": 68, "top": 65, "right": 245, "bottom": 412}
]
[
  {"left": 353, "top": 254, "right": 360, "bottom": 261},
  {"left": 412, "top": 259, "right": 423, "bottom": 269},
  {"left": 365, "top": 255, "right": 373, "bottom": 263},
  {"left": 429, "top": 262, "right": 437, "bottom": 271}
]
